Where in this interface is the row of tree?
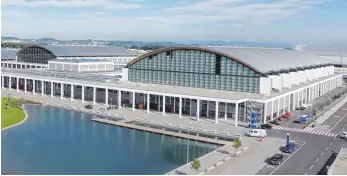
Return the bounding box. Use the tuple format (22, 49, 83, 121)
(1, 42, 29, 49)
(128, 45, 166, 51)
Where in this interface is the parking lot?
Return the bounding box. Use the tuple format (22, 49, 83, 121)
(255, 141, 305, 175)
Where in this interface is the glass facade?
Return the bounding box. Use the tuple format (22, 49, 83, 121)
(128, 49, 261, 93)
(17, 46, 56, 64)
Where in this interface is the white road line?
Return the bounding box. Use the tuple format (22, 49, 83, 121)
(329, 111, 347, 133)
(330, 142, 333, 145)
(305, 172, 308, 175)
(270, 142, 306, 175)
(325, 147, 328, 150)
(310, 165, 314, 170)
(333, 137, 336, 141)
(316, 158, 320, 163)
(321, 152, 324, 156)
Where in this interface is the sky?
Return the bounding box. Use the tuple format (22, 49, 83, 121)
(1, 0, 347, 45)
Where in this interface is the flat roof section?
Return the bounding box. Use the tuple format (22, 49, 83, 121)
(1, 49, 18, 60)
(51, 59, 111, 63)
(1, 69, 340, 102)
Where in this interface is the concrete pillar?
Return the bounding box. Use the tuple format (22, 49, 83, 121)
(179, 97, 182, 118)
(71, 85, 74, 101)
(196, 99, 200, 121)
(9, 77, 11, 91)
(301, 90, 304, 104)
(132, 92, 135, 111)
(16, 77, 19, 92)
(118, 90, 121, 109)
(158, 96, 160, 111)
(50, 82, 53, 97)
(207, 101, 209, 117)
(271, 100, 274, 120)
(163, 95, 166, 116)
(215, 101, 219, 124)
(277, 97, 280, 118)
(283, 95, 286, 111)
(173, 97, 176, 113)
(235, 103, 239, 126)
(224, 103, 227, 120)
(147, 93, 150, 113)
(1, 76, 4, 89)
(60, 83, 63, 99)
(41, 81, 44, 96)
(105, 89, 108, 105)
(263, 102, 267, 124)
(33, 80, 36, 94)
(25, 79, 27, 93)
(82, 86, 85, 103)
(189, 99, 192, 115)
(93, 87, 96, 104)
(292, 92, 296, 110)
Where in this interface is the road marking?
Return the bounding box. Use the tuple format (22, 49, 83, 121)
(310, 165, 314, 170)
(325, 147, 328, 150)
(269, 142, 306, 175)
(305, 172, 308, 175)
(330, 142, 333, 145)
(329, 112, 347, 133)
(321, 152, 324, 156)
(334, 115, 341, 118)
(316, 158, 320, 162)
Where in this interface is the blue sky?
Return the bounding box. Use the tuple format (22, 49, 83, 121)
(1, 0, 347, 45)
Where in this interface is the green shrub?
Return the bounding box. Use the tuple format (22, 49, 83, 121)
(233, 138, 242, 148)
(192, 158, 201, 170)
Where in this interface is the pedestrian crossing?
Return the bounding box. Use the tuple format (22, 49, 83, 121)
(312, 125, 331, 133)
(272, 126, 338, 137)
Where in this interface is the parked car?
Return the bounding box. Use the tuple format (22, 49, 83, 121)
(339, 132, 347, 139)
(268, 153, 284, 165)
(270, 120, 281, 125)
(246, 129, 267, 138)
(296, 103, 312, 110)
(85, 104, 93, 109)
(260, 124, 272, 129)
(284, 142, 296, 153)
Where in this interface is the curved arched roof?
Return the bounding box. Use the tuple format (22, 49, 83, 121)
(127, 46, 331, 74)
(17, 45, 136, 57)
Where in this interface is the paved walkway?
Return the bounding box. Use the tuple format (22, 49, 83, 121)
(333, 148, 347, 175)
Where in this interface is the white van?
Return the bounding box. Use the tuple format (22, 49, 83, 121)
(246, 129, 267, 138)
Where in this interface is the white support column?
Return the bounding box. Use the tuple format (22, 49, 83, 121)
(301, 90, 304, 104)
(16, 77, 19, 92)
(235, 103, 239, 127)
(283, 95, 286, 111)
(271, 100, 274, 120)
(158, 96, 160, 111)
(50, 82, 53, 97)
(189, 99, 192, 115)
(277, 97, 280, 118)
(71, 85, 74, 101)
(215, 101, 219, 124)
(132, 92, 135, 111)
(263, 102, 267, 124)
(25, 79, 27, 93)
(147, 93, 150, 113)
(82, 86, 85, 103)
(207, 101, 209, 117)
(196, 99, 200, 121)
(41, 81, 44, 96)
(173, 97, 176, 113)
(292, 92, 296, 110)
(179, 97, 182, 118)
(224, 103, 227, 120)
(1, 76, 4, 89)
(60, 83, 63, 99)
(9, 77, 11, 91)
(163, 95, 166, 116)
(93, 87, 96, 104)
(33, 80, 36, 94)
(118, 90, 121, 109)
(105, 89, 108, 105)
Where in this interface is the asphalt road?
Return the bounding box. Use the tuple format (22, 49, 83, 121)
(256, 101, 347, 175)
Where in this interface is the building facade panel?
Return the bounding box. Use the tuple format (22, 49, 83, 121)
(17, 46, 56, 64)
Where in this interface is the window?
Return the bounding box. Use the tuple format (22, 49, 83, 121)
(215, 55, 221, 75)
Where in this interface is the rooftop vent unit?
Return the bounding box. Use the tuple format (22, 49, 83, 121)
(272, 88, 281, 92)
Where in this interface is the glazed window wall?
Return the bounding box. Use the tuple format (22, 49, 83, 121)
(128, 50, 260, 93)
(17, 47, 56, 64)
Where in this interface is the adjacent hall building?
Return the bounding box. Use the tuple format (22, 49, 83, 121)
(1, 46, 344, 127)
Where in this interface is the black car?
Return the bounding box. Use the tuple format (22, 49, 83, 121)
(268, 153, 284, 165)
(85, 104, 93, 109)
(270, 120, 281, 125)
(260, 124, 272, 129)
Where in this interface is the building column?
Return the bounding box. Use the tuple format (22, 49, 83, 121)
(283, 95, 286, 111)
(93, 87, 96, 104)
(132, 92, 135, 111)
(33, 80, 36, 94)
(189, 99, 192, 115)
(207, 101, 209, 117)
(16, 77, 19, 92)
(105, 88, 108, 105)
(224, 103, 227, 120)
(179, 97, 182, 118)
(1, 76, 4, 89)
(277, 97, 280, 118)
(173, 97, 176, 113)
(147, 93, 150, 113)
(301, 90, 304, 104)
(50, 82, 53, 97)
(118, 90, 121, 109)
(215, 101, 219, 124)
(9, 77, 11, 91)
(196, 99, 200, 121)
(41, 81, 44, 96)
(81, 86, 85, 103)
(158, 96, 160, 111)
(263, 102, 268, 124)
(25, 79, 27, 93)
(292, 92, 296, 110)
(163, 95, 166, 116)
(60, 83, 63, 99)
(71, 85, 74, 101)
(271, 100, 274, 120)
(235, 103, 239, 126)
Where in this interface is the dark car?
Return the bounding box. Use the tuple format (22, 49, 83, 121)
(270, 120, 281, 125)
(260, 124, 272, 129)
(284, 142, 296, 153)
(85, 104, 93, 109)
(268, 153, 284, 165)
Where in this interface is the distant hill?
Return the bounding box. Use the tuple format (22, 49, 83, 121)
(2, 37, 19, 40)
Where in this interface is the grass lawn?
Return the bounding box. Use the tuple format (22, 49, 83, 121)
(1, 97, 27, 129)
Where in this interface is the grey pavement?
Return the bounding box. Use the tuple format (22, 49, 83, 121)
(333, 147, 347, 175)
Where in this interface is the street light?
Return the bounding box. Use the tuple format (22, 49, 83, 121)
(186, 121, 192, 174)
